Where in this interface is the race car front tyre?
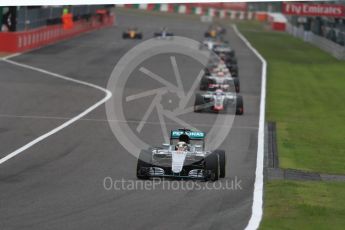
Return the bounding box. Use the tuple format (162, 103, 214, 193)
(205, 153, 219, 181)
(137, 33, 143, 39)
(236, 96, 244, 115)
(194, 93, 205, 112)
(215, 150, 226, 178)
(122, 33, 128, 39)
(136, 150, 152, 179)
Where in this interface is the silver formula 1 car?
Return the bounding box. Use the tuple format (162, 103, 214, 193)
(194, 90, 244, 115)
(136, 129, 226, 181)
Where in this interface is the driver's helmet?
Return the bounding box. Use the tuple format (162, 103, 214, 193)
(179, 133, 190, 144)
(175, 141, 188, 151)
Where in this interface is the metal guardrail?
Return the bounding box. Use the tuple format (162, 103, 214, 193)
(287, 23, 345, 60)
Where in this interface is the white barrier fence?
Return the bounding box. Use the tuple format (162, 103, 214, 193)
(286, 23, 345, 60)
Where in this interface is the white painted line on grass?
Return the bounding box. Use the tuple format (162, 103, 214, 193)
(232, 25, 267, 230)
(0, 55, 112, 165)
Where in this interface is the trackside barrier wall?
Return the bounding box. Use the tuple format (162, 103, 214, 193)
(119, 4, 255, 20)
(0, 15, 114, 52)
(286, 23, 345, 60)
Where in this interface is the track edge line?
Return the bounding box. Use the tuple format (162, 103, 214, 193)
(232, 24, 267, 230)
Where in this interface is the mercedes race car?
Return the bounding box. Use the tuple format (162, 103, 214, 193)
(153, 27, 174, 39)
(137, 129, 226, 181)
(194, 89, 244, 115)
(122, 28, 143, 39)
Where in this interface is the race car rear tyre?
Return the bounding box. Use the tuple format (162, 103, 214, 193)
(136, 150, 152, 180)
(137, 33, 143, 39)
(236, 96, 244, 115)
(194, 93, 205, 112)
(205, 153, 219, 181)
(215, 150, 226, 178)
(122, 33, 127, 39)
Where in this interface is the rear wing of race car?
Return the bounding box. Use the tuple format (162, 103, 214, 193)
(170, 129, 205, 139)
(170, 129, 206, 149)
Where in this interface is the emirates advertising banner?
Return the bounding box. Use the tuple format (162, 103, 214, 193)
(282, 2, 345, 18)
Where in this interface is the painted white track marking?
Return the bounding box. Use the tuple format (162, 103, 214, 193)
(232, 25, 267, 230)
(0, 54, 112, 165)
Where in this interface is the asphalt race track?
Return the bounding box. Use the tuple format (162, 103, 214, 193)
(0, 10, 262, 230)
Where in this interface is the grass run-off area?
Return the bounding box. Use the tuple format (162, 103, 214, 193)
(237, 21, 345, 230)
(237, 21, 345, 174)
(260, 181, 345, 230)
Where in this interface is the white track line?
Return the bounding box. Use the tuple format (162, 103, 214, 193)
(0, 55, 112, 165)
(232, 25, 267, 230)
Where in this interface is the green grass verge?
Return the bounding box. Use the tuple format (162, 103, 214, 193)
(260, 180, 345, 230)
(237, 21, 345, 174)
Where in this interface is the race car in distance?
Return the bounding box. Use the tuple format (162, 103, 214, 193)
(194, 89, 244, 115)
(200, 72, 240, 93)
(204, 25, 226, 38)
(213, 43, 236, 59)
(207, 53, 239, 78)
(200, 38, 225, 50)
(122, 27, 143, 39)
(137, 129, 226, 181)
(153, 27, 174, 39)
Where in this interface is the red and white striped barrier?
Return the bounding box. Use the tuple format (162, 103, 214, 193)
(121, 4, 255, 20)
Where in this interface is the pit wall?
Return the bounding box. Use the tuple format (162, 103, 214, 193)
(119, 4, 256, 20)
(0, 14, 114, 53)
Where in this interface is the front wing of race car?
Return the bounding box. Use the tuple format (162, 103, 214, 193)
(137, 165, 213, 180)
(137, 150, 223, 181)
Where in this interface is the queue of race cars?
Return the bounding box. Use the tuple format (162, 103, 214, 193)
(194, 25, 244, 115)
(122, 27, 174, 39)
(129, 25, 244, 181)
(122, 25, 244, 115)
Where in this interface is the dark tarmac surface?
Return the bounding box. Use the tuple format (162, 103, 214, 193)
(0, 10, 262, 230)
